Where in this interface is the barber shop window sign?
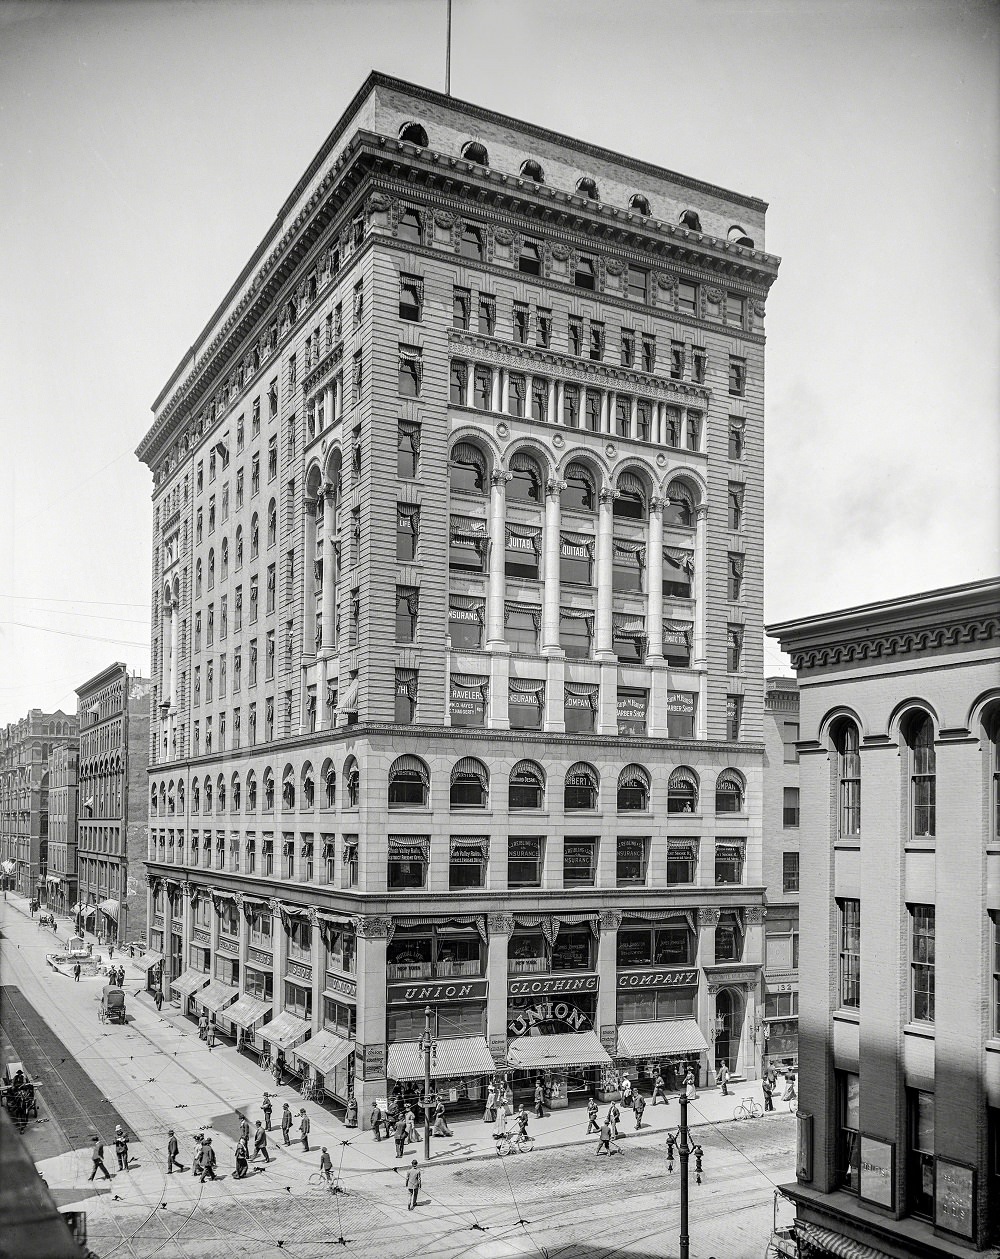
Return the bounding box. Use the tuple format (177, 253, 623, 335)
(507, 999, 593, 1037)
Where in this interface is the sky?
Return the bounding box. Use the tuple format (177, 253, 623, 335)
(0, 0, 997, 726)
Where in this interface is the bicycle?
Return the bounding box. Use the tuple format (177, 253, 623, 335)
(300, 1078, 321, 1102)
(494, 1130, 534, 1156)
(258, 1053, 273, 1075)
(308, 1171, 346, 1194)
(734, 1098, 763, 1121)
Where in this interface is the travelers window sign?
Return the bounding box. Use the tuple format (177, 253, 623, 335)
(450, 674, 487, 728)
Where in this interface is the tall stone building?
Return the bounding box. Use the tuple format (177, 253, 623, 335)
(769, 579, 999, 1256)
(137, 73, 779, 1119)
(47, 742, 79, 917)
(0, 710, 77, 901)
(75, 666, 151, 942)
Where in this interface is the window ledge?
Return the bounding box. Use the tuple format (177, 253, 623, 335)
(832, 1008, 860, 1024)
(986, 1038, 1000, 1055)
(903, 1022, 935, 1040)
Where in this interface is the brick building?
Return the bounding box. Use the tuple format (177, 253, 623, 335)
(136, 72, 779, 1119)
(75, 666, 151, 943)
(0, 709, 78, 901)
(762, 675, 800, 1073)
(47, 742, 79, 917)
(769, 578, 1000, 1256)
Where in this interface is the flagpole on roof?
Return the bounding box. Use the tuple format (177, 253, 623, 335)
(445, 0, 452, 96)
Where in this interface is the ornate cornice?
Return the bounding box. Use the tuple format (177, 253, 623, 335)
(355, 914, 392, 939)
(785, 614, 999, 672)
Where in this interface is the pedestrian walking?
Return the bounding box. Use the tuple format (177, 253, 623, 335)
(586, 1097, 600, 1135)
(504, 1082, 514, 1115)
(782, 1072, 797, 1105)
(108, 943, 115, 961)
(262, 1093, 273, 1131)
(633, 1092, 646, 1130)
(166, 1129, 184, 1173)
(405, 1159, 421, 1210)
(88, 1136, 113, 1180)
(238, 1113, 250, 1146)
(431, 1099, 452, 1138)
(252, 1120, 271, 1162)
(154, 986, 163, 1011)
(198, 1011, 209, 1041)
(595, 1120, 619, 1156)
(621, 1076, 633, 1109)
(514, 1105, 530, 1148)
(484, 1082, 497, 1124)
(652, 1072, 668, 1105)
(199, 1137, 218, 1182)
(345, 1094, 358, 1128)
(762, 1074, 775, 1112)
(718, 1063, 731, 1096)
(129, 943, 136, 959)
(533, 1080, 546, 1119)
(114, 1125, 130, 1170)
(73, 962, 81, 982)
(404, 1104, 416, 1145)
(234, 1137, 249, 1179)
(393, 1112, 407, 1158)
(606, 1102, 620, 1141)
(281, 1103, 293, 1145)
(299, 1108, 311, 1152)
(206, 1017, 216, 1050)
(369, 1100, 384, 1140)
(493, 1102, 508, 1139)
(319, 1147, 333, 1183)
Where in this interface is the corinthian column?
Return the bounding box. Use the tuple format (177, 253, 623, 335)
(487, 470, 511, 650)
(694, 503, 708, 668)
(542, 478, 565, 655)
(646, 497, 665, 662)
(321, 482, 336, 652)
(595, 488, 617, 659)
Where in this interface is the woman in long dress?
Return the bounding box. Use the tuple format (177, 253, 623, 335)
(431, 1099, 452, 1138)
(683, 1068, 698, 1101)
(484, 1082, 497, 1123)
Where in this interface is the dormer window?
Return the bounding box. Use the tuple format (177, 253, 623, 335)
(576, 177, 599, 201)
(462, 140, 489, 166)
(520, 159, 544, 183)
(399, 121, 428, 147)
(629, 194, 651, 216)
(679, 209, 702, 231)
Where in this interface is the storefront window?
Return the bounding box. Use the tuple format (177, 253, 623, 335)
(552, 928, 593, 972)
(387, 1002, 485, 1042)
(214, 956, 239, 985)
(509, 930, 546, 974)
(322, 997, 356, 1038)
(283, 981, 312, 1020)
(907, 1090, 935, 1218)
(617, 988, 696, 1023)
(243, 967, 273, 1002)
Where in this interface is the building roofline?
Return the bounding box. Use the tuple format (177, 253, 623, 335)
(75, 661, 128, 699)
(150, 68, 770, 415)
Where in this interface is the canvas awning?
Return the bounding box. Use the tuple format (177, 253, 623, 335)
(197, 980, 239, 1014)
(507, 1031, 611, 1070)
(139, 951, 164, 970)
(295, 1029, 354, 1076)
(98, 898, 119, 919)
(170, 969, 211, 998)
(260, 1009, 311, 1051)
(225, 994, 272, 1029)
(81, 905, 97, 920)
(45, 874, 60, 885)
(615, 1019, 709, 1060)
(387, 1036, 496, 1082)
(1, 860, 15, 874)
(796, 1222, 895, 1259)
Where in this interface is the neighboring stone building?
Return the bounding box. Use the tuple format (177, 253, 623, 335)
(47, 742, 79, 917)
(769, 578, 1000, 1256)
(761, 675, 800, 1074)
(0, 709, 77, 901)
(75, 666, 151, 942)
(136, 72, 779, 1120)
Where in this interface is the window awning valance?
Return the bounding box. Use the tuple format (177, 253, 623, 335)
(505, 524, 541, 553)
(668, 767, 699, 789)
(510, 451, 540, 474)
(662, 620, 693, 644)
(613, 613, 647, 639)
(450, 836, 489, 863)
(560, 532, 594, 559)
(668, 842, 699, 860)
(617, 470, 645, 499)
(716, 844, 745, 861)
(622, 909, 698, 934)
(449, 595, 485, 621)
(505, 602, 541, 627)
(451, 673, 488, 693)
(337, 678, 359, 714)
(389, 754, 427, 782)
(509, 677, 545, 695)
(618, 764, 650, 788)
(451, 757, 488, 787)
(388, 835, 430, 861)
(613, 539, 645, 564)
(451, 442, 487, 479)
(564, 681, 599, 710)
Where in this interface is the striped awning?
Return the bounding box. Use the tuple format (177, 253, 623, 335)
(295, 1029, 354, 1075)
(796, 1223, 895, 1259)
(507, 1032, 611, 1070)
(225, 994, 272, 1029)
(170, 969, 211, 998)
(387, 1036, 495, 1082)
(98, 898, 119, 919)
(1, 860, 15, 874)
(616, 1019, 708, 1060)
(261, 1009, 311, 1051)
(197, 981, 239, 1014)
(139, 951, 164, 970)
(45, 874, 61, 885)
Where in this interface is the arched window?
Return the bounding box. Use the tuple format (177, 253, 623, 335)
(203, 775, 213, 813)
(207, 548, 215, 588)
(904, 711, 935, 837)
(520, 159, 544, 182)
(191, 779, 200, 812)
(235, 525, 243, 570)
(728, 225, 755, 247)
(150, 783, 158, 813)
(576, 177, 599, 201)
(250, 513, 260, 558)
(715, 770, 745, 814)
(679, 209, 702, 231)
(565, 762, 599, 811)
(663, 480, 695, 528)
(629, 194, 651, 216)
(510, 760, 544, 810)
(833, 720, 861, 836)
(216, 774, 226, 812)
(282, 764, 296, 809)
(450, 442, 487, 495)
(462, 140, 489, 166)
(177, 780, 185, 812)
(388, 754, 429, 808)
(508, 452, 542, 504)
(246, 770, 257, 812)
(460, 225, 484, 261)
(263, 768, 275, 811)
(195, 559, 202, 597)
(450, 757, 489, 808)
(397, 208, 422, 245)
(988, 708, 1000, 840)
(267, 500, 277, 547)
(399, 121, 428, 147)
(344, 756, 359, 809)
(563, 462, 596, 512)
(667, 767, 699, 813)
(614, 470, 646, 520)
(617, 764, 650, 812)
(295, 761, 311, 809)
(321, 759, 336, 809)
(221, 536, 229, 580)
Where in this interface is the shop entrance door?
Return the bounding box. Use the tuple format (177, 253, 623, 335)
(715, 987, 743, 1073)
(170, 932, 183, 982)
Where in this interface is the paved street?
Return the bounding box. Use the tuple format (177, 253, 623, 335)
(1, 894, 794, 1258)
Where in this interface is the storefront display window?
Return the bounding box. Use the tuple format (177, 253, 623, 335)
(616, 925, 696, 968)
(387, 926, 483, 980)
(509, 930, 546, 974)
(244, 967, 273, 1002)
(616, 988, 696, 1023)
(284, 980, 312, 1020)
(322, 997, 356, 1039)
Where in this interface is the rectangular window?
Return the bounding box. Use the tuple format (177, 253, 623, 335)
(399, 275, 422, 322)
(627, 267, 648, 303)
(667, 690, 697, 738)
(506, 607, 540, 654)
(994, 912, 1000, 1036)
(782, 851, 799, 893)
(662, 549, 693, 598)
(729, 356, 746, 396)
(667, 842, 697, 885)
(907, 1090, 935, 1218)
(782, 721, 800, 763)
(530, 376, 548, 423)
(450, 360, 468, 405)
(612, 541, 644, 594)
(727, 624, 743, 672)
(536, 308, 551, 348)
(839, 898, 860, 1008)
(728, 553, 744, 601)
(590, 321, 605, 360)
(670, 340, 685, 379)
(715, 842, 745, 885)
(728, 482, 745, 531)
(678, 280, 698, 314)
(636, 400, 652, 442)
(563, 838, 597, 887)
(615, 397, 631, 438)
(568, 316, 583, 356)
(398, 347, 421, 397)
(560, 534, 593, 586)
(452, 287, 470, 330)
(448, 837, 487, 890)
(620, 328, 635, 368)
(505, 529, 539, 579)
(560, 611, 593, 659)
(448, 599, 484, 651)
(395, 587, 417, 643)
(508, 837, 543, 888)
(613, 616, 646, 665)
(564, 683, 597, 734)
(910, 904, 935, 1022)
(563, 384, 580, 428)
(617, 687, 648, 737)
(837, 1072, 861, 1192)
(508, 682, 543, 730)
(726, 694, 743, 741)
(641, 335, 656, 373)
(513, 303, 529, 344)
(397, 421, 420, 479)
(396, 504, 418, 562)
(394, 669, 417, 724)
(692, 346, 707, 383)
(450, 676, 486, 728)
(616, 836, 648, 887)
(478, 294, 495, 336)
(585, 390, 601, 432)
(727, 292, 745, 326)
(387, 837, 428, 890)
(783, 787, 800, 828)
(729, 419, 745, 460)
(474, 365, 492, 410)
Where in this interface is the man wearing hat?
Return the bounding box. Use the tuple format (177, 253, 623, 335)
(199, 1136, 218, 1182)
(114, 1124, 130, 1171)
(298, 1108, 311, 1153)
(88, 1135, 113, 1181)
(166, 1128, 184, 1173)
(280, 1102, 293, 1146)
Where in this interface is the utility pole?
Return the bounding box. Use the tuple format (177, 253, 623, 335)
(117, 666, 129, 946)
(420, 1004, 435, 1162)
(665, 1092, 704, 1259)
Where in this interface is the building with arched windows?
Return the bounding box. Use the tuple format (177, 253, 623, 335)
(769, 577, 1000, 1257)
(136, 72, 779, 1124)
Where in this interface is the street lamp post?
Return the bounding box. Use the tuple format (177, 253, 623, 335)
(666, 1093, 705, 1259)
(418, 1005, 436, 1163)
